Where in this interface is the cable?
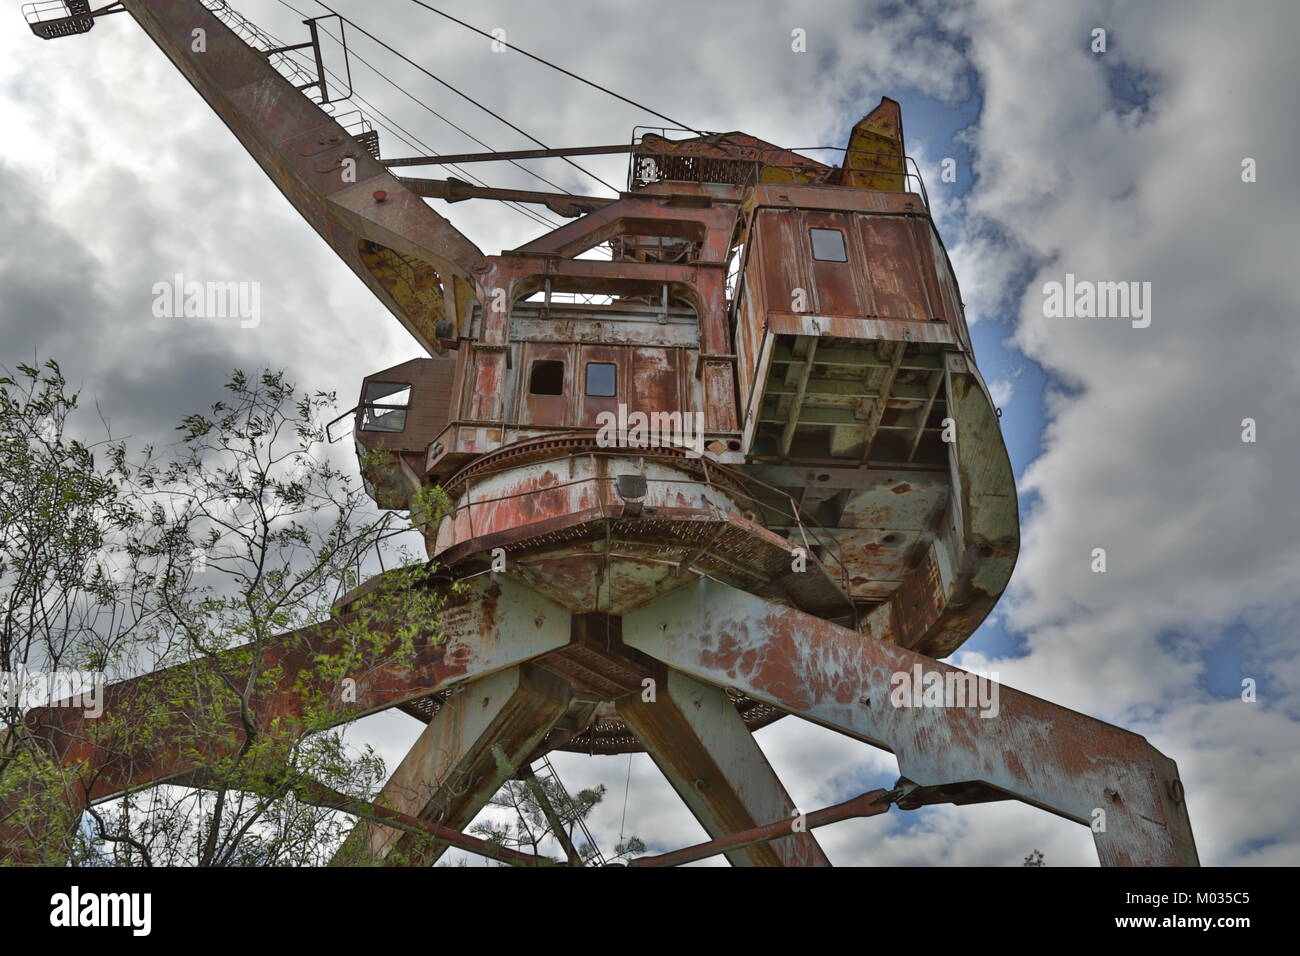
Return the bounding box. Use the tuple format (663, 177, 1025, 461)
(619, 752, 632, 841)
(274, 3, 617, 256)
(270, 0, 569, 232)
(404, 0, 707, 138)
(309, 0, 620, 194)
(279, 0, 573, 196)
(398, 8, 772, 167)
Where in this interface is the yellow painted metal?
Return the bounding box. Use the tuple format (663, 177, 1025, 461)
(757, 164, 821, 185)
(359, 241, 449, 341)
(842, 97, 907, 191)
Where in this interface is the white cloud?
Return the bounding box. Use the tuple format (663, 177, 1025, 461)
(946, 0, 1300, 864)
(6, 0, 1297, 866)
(987, 377, 1015, 408)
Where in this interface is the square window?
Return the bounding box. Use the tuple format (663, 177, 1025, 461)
(364, 381, 411, 405)
(360, 381, 410, 433)
(585, 362, 617, 397)
(810, 228, 848, 262)
(529, 360, 565, 395)
(361, 408, 407, 432)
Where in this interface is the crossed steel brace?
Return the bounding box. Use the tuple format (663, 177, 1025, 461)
(0, 575, 1197, 866)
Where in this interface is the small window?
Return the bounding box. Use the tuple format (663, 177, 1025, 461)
(810, 228, 848, 262)
(529, 360, 565, 395)
(360, 381, 411, 433)
(585, 362, 617, 397)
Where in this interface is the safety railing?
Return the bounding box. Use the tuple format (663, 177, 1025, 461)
(202, 1, 355, 106)
(628, 126, 929, 208)
(23, 0, 121, 39)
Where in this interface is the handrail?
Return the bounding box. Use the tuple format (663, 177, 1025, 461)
(627, 127, 929, 208)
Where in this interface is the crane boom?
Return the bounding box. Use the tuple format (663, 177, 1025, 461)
(117, 0, 487, 353)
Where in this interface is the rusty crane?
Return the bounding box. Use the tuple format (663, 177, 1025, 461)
(6, 0, 1197, 866)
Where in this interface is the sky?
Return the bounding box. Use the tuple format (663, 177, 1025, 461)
(2, 0, 1298, 866)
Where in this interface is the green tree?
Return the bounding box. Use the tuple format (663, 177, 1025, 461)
(1, 362, 441, 866)
(470, 769, 644, 866)
(1, 362, 643, 868)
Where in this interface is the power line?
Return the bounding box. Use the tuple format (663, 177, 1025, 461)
(404, 0, 707, 138)
(399, 3, 778, 187)
(398, 6, 777, 177)
(309, 0, 620, 194)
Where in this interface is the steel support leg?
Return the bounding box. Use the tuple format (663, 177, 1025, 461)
(623, 578, 1198, 866)
(617, 666, 831, 867)
(332, 665, 572, 866)
(1, 576, 569, 863)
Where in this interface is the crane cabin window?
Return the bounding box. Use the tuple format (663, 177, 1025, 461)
(529, 360, 565, 395)
(360, 381, 411, 432)
(810, 227, 848, 262)
(585, 362, 617, 397)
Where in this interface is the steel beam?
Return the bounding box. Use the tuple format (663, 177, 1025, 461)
(622, 578, 1198, 866)
(382, 144, 634, 168)
(396, 177, 613, 217)
(298, 778, 551, 867)
(520, 765, 582, 865)
(0, 576, 569, 862)
(118, 0, 487, 351)
(34, 576, 568, 803)
(509, 196, 737, 264)
(630, 788, 892, 867)
(332, 665, 572, 866)
(617, 666, 831, 867)
(778, 336, 817, 457)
